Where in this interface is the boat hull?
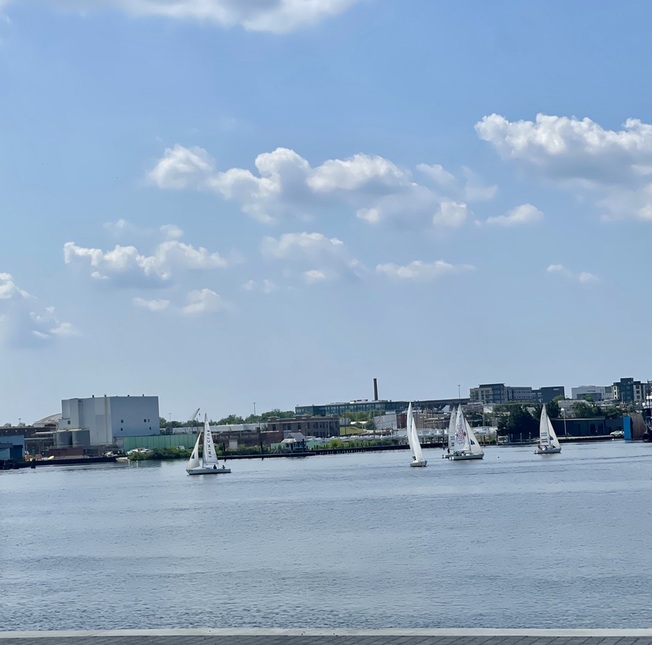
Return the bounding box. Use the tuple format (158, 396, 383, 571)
(535, 447, 561, 455)
(186, 466, 232, 475)
(410, 460, 427, 467)
(444, 452, 484, 461)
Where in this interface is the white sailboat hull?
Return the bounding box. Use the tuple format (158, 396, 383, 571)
(409, 459, 427, 467)
(186, 465, 231, 475)
(534, 446, 561, 455)
(444, 452, 484, 461)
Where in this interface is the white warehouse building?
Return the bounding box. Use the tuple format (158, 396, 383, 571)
(56, 395, 160, 449)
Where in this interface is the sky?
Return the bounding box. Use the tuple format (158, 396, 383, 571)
(2, 0, 652, 424)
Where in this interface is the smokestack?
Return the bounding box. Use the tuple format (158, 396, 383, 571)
(373, 378, 379, 401)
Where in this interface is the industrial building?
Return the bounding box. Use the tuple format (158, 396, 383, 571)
(56, 395, 160, 451)
(0, 429, 24, 462)
(469, 383, 564, 405)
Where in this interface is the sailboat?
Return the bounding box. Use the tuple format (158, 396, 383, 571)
(444, 406, 484, 461)
(406, 402, 427, 467)
(535, 405, 561, 455)
(186, 414, 232, 475)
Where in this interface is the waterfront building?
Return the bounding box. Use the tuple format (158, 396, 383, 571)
(0, 429, 24, 462)
(266, 415, 340, 438)
(56, 395, 160, 450)
(296, 398, 467, 417)
(470, 383, 509, 404)
(469, 383, 565, 405)
(534, 386, 565, 403)
(470, 383, 564, 404)
(571, 385, 611, 402)
(611, 377, 649, 403)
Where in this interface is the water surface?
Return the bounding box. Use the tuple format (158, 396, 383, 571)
(2, 441, 651, 630)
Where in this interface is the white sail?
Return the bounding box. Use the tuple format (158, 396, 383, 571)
(201, 415, 220, 467)
(548, 418, 561, 449)
(539, 406, 551, 447)
(410, 415, 425, 462)
(187, 432, 201, 470)
(453, 407, 469, 452)
(464, 417, 484, 456)
(536, 405, 561, 453)
(447, 406, 457, 451)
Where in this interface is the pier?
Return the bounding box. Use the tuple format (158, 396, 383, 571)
(2, 629, 652, 645)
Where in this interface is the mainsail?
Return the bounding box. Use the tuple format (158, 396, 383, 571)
(201, 415, 220, 467)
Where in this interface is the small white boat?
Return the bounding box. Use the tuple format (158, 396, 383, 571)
(535, 405, 561, 455)
(406, 402, 427, 467)
(444, 406, 484, 461)
(186, 415, 232, 475)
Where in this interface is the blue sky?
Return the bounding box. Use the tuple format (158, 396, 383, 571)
(2, 0, 652, 424)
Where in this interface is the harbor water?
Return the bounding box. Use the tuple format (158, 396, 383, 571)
(2, 441, 652, 630)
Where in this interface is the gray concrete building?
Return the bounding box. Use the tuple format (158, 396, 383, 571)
(56, 395, 160, 449)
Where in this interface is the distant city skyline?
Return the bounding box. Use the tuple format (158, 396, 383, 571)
(2, 1, 652, 424)
(8, 373, 650, 426)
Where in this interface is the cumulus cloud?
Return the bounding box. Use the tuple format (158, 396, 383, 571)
(261, 231, 364, 283)
(149, 145, 488, 229)
(476, 113, 652, 221)
(418, 164, 497, 203)
(147, 145, 215, 190)
(133, 297, 171, 312)
(432, 201, 470, 228)
(133, 290, 231, 315)
(484, 203, 544, 227)
(376, 260, 475, 282)
(13, 0, 360, 33)
(308, 154, 408, 193)
(181, 288, 229, 315)
(547, 264, 598, 284)
(0, 273, 77, 346)
(64, 239, 228, 287)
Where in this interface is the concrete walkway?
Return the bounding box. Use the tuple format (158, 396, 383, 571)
(3, 630, 652, 645)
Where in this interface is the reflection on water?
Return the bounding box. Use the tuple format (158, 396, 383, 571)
(2, 441, 652, 630)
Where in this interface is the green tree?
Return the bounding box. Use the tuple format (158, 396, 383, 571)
(571, 401, 601, 418)
(217, 414, 245, 425)
(497, 405, 538, 440)
(546, 399, 561, 419)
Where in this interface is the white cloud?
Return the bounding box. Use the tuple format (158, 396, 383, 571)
(242, 279, 279, 294)
(308, 154, 408, 193)
(261, 232, 364, 283)
(376, 260, 475, 282)
(484, 203, 544, 227)
(303, 269, 327, 284)
(547, 264, 599, 284)
(148, 145, 493, 229)
(0, 272, 28, 300)
(208, 148, 312, 224)
(133, 297, 171, 312)
(181, 288, 228, 315)
(418, 164, 497, 203)
(103, 219, 133, 236)
(147, 144, 215, 190)
(160, 224, 184, 239)
(432, 201, 470, 228)
(64, 239, 227, 287)
(0, 273, 77, 346)
(16, 0, 360, 33)
(476, 113, 652, 221)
